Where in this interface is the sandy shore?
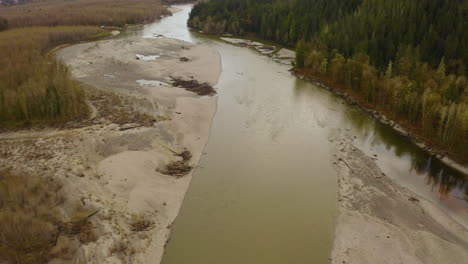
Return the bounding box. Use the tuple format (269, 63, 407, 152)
(330, 131, 468, 264)
(293, 71, 468, 174)
(0, 36, 220, 263)
(220, 37, 295, 65)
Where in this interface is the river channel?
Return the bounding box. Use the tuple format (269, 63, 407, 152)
(125, 4, 467, 264)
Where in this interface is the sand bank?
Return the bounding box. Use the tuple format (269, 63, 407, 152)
(0, 36, 220, 264)
(330, 131, 468, 264)
(220, 36, 294, 65)
(59, 37, 221, 263)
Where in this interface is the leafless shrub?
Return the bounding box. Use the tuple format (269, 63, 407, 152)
(130, 214, 155, 232)
(0, 171, 63, 263)
(110, 240, 128, 254)
(157, 148, 193, 178)
(0, 170, 99, 264)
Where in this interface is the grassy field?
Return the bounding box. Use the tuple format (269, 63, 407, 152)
(0, 0, 168, 28)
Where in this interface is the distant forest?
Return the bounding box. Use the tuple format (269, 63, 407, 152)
(189, 0, 468, 161)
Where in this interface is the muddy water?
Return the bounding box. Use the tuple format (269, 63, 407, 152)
(130, 4, 467, 263)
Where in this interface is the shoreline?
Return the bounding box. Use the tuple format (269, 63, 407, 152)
(195, 33, 468, 175)
(330, 131, 468, 264)
(293, 70, 468, 176)
(57, 36, 222, 263)
(196, 34, 468, 263)
(0, 34, 221, 263)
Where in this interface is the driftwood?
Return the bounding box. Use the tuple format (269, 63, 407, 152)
(176, 149, 192, 161)
(338, 158, 354, 173)
(159, 143, 178, 155)
(157, 148, 193, 178)
(57, 209, 100, 238)
(119, 124, 143, 131)
(130, 217, 155, 232)
(158, 161, 192, 177)
(170, 76, 216, 96)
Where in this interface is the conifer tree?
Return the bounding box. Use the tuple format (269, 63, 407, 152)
(435, 57, 446, 84)
(296, 40, 305, 68)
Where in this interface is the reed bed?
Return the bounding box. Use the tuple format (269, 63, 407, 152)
(0, 0, 168, 28)
(0, 26, 107, 126)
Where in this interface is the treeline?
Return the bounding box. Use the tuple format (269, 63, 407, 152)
(0, 27, 107, 126)
(297, 43, 467, 158)
(189, 0, 467, 160)
(189, 0, 466, 71)
(0, 0, 168, 28)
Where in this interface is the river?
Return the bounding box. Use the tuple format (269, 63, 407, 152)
(125, 4, 467, 264)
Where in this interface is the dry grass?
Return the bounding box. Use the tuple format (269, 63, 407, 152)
(156, 149, 193, 177)
(110, 240, 128, 254)
(85, 87, 160, 127)
(0, 170, 98, 264)
(0, 170, 63, 263)
(0, 26, 108, 127)
(0, 0, 169, 28)
(0, 0, 169, 128)
(109, 239, 137, 264)
(129, 214, 155, 232)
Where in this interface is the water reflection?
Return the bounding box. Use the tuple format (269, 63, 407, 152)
(292, 73, 466, 209)
(142, 6, 195, 43)
(292, 75, 467, 209)
(340, 104, 467, 209)
(411, 156, 467, 200)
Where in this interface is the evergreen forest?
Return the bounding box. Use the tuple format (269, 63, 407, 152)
(189, 0, 468, 160)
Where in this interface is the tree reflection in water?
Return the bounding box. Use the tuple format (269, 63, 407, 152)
(341, 102, 467, 205)
(411, 156, 467, 201)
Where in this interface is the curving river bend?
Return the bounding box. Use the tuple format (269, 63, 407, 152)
(125, 4, 467, 264)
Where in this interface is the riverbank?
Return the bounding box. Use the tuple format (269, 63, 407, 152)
(213, 35, 468, 174)
(202, 34, 468, 175)
(0, 35, 221, 263)
(330, 131, 468, 264)
(294, 70, 468, 176)
(213, 35, 468, 263)
(62, 36, 221, 263)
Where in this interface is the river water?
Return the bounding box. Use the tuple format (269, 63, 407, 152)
(126, 4, 467, 264)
